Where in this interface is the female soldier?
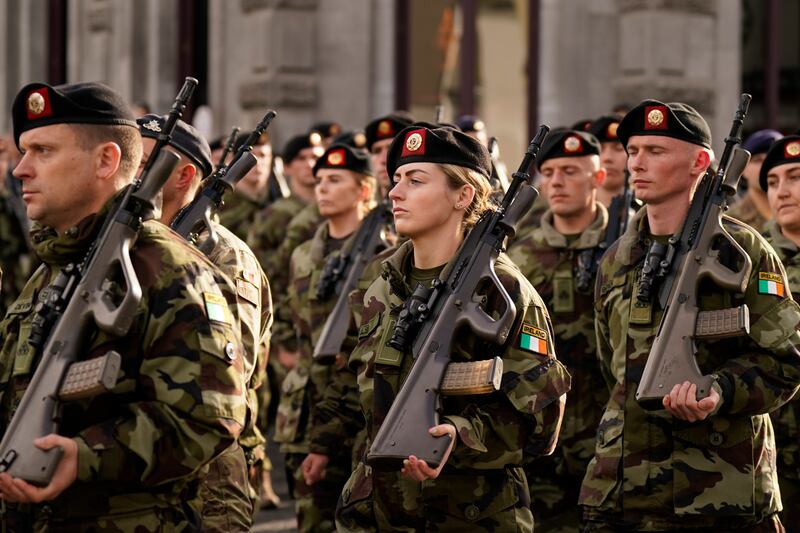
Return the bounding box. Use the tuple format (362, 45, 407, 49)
(275, 143, 379, 532)
(333, 124, 571, 531)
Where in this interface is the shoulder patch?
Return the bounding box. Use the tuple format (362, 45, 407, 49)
(519, 324, 548, 355)
(204, 292, 231, 324)
(758, 271, 785, 297)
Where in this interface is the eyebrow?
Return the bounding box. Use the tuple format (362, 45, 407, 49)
(401, 169, 430, 178)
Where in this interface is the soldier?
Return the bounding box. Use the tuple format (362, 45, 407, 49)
(580, 100, 800, 531)
(455, 114, 489, 146)
(332, 124, 570, 531)
(588, 116, 628, 208)
(137, 114, 272, 531)
(506, 129, 609, 532)
(760, 135, 800, 529)
(0, 81, 246, 530)
(311, 121, 344, 147)
(217, 129, 273, 240)
(275, 143, 377, 532)
(727, 129, 783, 232)
(364, 112, 414, 196)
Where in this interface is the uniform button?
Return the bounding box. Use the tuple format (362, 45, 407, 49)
(225, 342, 237, 361)
(709, 432, 724, 446)
(464, 504, 480, 521)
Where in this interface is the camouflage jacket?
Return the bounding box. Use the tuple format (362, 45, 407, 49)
(270, 202, 324, 350)
(727, 194, 769, 233)
(763, 220, 800, 482)
(0, 183, 37, 317)
(338, 239, 571, 530)
(217, 189, 265, 242)
(580, 207, 800, 530)
(507, 204, 610, 478)
(0, 204, 247, 524)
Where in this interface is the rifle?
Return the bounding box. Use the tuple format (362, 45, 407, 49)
(635, 94, 753, 409)
(488, 136, 511, 194)
(171, 110, 277, 253)
(366, 125, 550, 471)
(313, 201, 392, 364)
(575, 169, 640, 293)
(0, 78, 197, 486)
(217, 126, 240, 169)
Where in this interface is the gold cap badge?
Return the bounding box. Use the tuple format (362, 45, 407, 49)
(786, 141, 800, 158)
(353, 132, 367, 148)
(405, 132, 423, 152)
(607, 122, 618, 138)
(327, 151, 344, 165)
(309, 132, 322, 146)
(564, 136, 581, 153)
(377, 120, 393, 137)
(647, 109, 664, 127)
(27, 92, 45, 116)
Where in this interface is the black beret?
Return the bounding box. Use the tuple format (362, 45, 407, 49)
(282, 132, 323, 163)
(742, 129, 783, 155)
(313, 143, 373, 177)
(455, 114, 485, 133)
(759, 135, 800, 190)
(536, 129, 601, 170)
(138, 114, 213, 178)
(588, 115, 622, 144)
(311, 121, 343, 139)
(365, 112, 415, 150)
(12, 81, 137, 147)
(386, 122, 491, 179)
(330, 130, 368, 150)
(571, 118, 593, 132)
(233, 129, 272, 152)
(617, 99, 712, 150)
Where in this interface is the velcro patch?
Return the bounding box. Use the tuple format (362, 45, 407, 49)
(758, 272, 785, 297)
(236, 278, 260, 306)
(519, 324, 548, 355)
(204, 292, 230, 324)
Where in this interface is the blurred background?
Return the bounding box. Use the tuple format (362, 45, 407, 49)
(0, 0, 797, 157)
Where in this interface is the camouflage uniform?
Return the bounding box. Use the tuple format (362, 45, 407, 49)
(275, 222, 364, 532)
(727, 195, 769, 233)
(580, 207, 800, 531)
(0, 200, 247, 531)
(334, 240, 571, 532)
(763, 220, 800, 530)
(218, 188, 266, 242)
(0, 176, 37, 317)
(506, 205, 610, 531)
(191, 221, 273, 532)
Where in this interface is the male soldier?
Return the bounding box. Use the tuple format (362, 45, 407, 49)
(137, 114, 272, 530)
(217, 130, 273, 240)
(580, 100, 800, 531)
(760, 135, 800, 529)
(0, 82, 246, 530)
(588, 115, 628, 208)
(364, 112, 414, 196)
(728, 129, 783, 232)
(507, 129, 609, 532)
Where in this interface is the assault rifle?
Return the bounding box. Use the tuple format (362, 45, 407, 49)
(216, 126, 240, 169)
(635, 94, 753, 409)
(366, 125, 550, 471)
(0, 78, 197, 486)
(488, 136, 511, 195)
(313, 201, 392, 364)
(171, 110, 277, 253)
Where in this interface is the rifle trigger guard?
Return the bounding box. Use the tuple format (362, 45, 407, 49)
(89, 235, 143, 336)
(699, 223, 752, 293)
(456, 261, 517, 344)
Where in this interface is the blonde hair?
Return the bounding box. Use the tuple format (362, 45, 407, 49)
(356, 172, 378, 216)
(439, 163, 495, 229)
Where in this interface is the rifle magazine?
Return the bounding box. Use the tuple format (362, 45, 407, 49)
(59, 351, 122, 401)
(695, 305, 750, 339)
(441, 357, 503, 396)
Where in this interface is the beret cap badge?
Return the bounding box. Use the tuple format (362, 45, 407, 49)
(377, 120, 394, 137)
(142, 119, 162, 132)
(786, 141, 800, 158)
(27, 92, 46, 115)
(563, 136, 582, 153)
(327, 150, 345, 165)
(647, 109, 665, 127)
(607, 122, 618, 138)
(405, 132, 423, 152)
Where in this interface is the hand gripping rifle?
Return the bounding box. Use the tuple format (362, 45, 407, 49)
(366, 126, 550, 471)
(635, 94, 753, 409)
(0, 77, 197, 486)
(313, 200, 392, 365)
(171, 110, 277, 253)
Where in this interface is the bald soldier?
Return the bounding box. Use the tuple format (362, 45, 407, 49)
(760, 135, 800, 529)
(507, 129, 609, 532)
(0, 82, 246, 531)
(580, 100, 800, 531)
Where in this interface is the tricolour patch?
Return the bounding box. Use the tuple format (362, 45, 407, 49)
(758, 272, 785, 297)
(519, 324, 548, 355)
(204, 292, 230, 324)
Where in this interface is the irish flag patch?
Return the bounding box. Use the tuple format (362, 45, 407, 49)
(519, 324, 548, 355)
(758, 272, 785, 297)
(204, 292, 230, 324)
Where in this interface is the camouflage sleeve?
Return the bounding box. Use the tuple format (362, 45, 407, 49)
(308, 364, 364, 456)
(593, 265, 618, 392)
(74, 264, 246, 486)
(713, 236, 800, 416)
(442, 295, 571, 469)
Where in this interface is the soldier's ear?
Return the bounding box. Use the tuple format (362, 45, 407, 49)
(94, 141, 122, 183)
(594, 167, 607, 188)
(175, 163, 198, 190)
